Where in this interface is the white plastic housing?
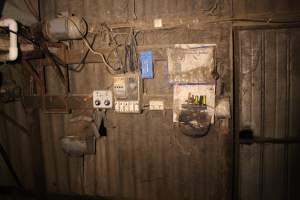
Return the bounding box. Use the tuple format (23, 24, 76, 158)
(43, 16, 87, 42)
(0, 18, 18, 61)
(149, 100, 164, 110)
(93, 90, 113, 109)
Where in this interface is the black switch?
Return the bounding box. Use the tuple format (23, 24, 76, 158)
(104, 99, 110, 106)
(95, 100, 101, 106)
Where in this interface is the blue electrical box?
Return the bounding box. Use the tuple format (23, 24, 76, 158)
(140, 51, 153, 79)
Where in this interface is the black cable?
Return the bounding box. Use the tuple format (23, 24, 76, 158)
(123, 28, 139, 72)
(69, 34, 97, 72)
(0, 143, 24, 189)
(63, 16, 122, 74)
(178, 111, 212, 138)
(0, 27, 18, 36)
(0, 22, 95, 74)
(99, 23, 125, 71)
(0, 26, 39, 46)
(179, 122, 211, 138)
(124, 45, 130, 72)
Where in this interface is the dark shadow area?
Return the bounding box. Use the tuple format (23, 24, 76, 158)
(99, 119, 107, 137)
(0, 187, 112, 200)
(0, 0, 5, 17)
(0, 71, 3, 87)
(0, 143, 24, 189)
(239, 128, 254, 140)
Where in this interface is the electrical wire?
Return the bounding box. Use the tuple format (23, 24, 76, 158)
(69, 35, 97, 72)
(99, 23, 125, 69)
(81, 36, 121, 74)
(198, 0, 221, 16)
(131, 17, 300, 32)
(59, 15, 123, 74)
(0, 26, 39, 46)
(133, 0, 137, 19)
(0, 20, 94, 76)
(124, 28, 139, 72)
(84, 24, 140, 73)
(0, 143, 25, 189)
(179, 122, 211, 138)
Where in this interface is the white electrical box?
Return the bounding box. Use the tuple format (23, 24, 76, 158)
(93, 90, 113, 109)
(149, 100, 164, 110)
(113, 73, 141, 113)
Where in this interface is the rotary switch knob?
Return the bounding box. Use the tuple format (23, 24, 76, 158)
(104, 99, 110, 106)
(95, 100, 101, 106)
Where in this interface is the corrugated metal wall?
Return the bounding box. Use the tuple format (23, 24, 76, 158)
(235, 28, 300, 200)
(0, 64, 35, 190)
(37, 0, 233, 199)
(0, 0, 38, 189)
(0, 101, 34, 189)
(233, 0, 300, 17)
(42, 0, 231, 22)
(1, 0, 300, 200)
(40, 37, 232, 200)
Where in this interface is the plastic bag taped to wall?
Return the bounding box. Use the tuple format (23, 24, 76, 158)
(167, 44, 216, 84)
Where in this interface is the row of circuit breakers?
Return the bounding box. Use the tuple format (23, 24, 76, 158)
(93, 73, 143, 113)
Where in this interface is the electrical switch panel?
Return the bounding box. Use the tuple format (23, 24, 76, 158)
(113, 73, 141, 113)
(93, 90, 113, 109)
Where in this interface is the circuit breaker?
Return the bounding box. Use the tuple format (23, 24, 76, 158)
(93, 90, 113, 109)
(113, 73, 141, 113)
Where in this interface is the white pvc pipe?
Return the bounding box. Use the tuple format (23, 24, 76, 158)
(0, 18, 18, 61)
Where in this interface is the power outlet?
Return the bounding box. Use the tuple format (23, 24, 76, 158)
(93, 90, 113, 109)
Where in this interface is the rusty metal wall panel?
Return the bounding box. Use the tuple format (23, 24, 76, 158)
(39, 59, 232, 199)
(42, 0, 232, 23)
(236, 28, 300, 200)
(0, 0, 232, 199)
(0, 102, 35, 190)
(37, 1, 233, 197)
(0, 64, 36, 190)
(233, 0, 300, 17)
(38, 108, 232, 199)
